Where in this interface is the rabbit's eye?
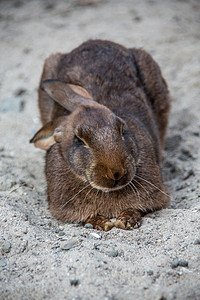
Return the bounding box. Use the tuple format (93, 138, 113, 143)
(74, 135, 86, 146)
(120, 124, 126, 136)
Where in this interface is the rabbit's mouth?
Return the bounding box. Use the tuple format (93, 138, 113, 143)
(86, 170, 135, 193)
(90, 179, 133, 193)
(85, 160, 136, 192)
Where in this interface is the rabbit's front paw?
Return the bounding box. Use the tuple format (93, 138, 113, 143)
(114, 209, 142, 230)
(85, 215, 114, 231)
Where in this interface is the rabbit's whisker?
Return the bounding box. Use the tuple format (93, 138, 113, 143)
(129, 182, 145, 211)
(61, 183, 91, 208)
(135, 175, 168, 197)
(94, 189, 99, 204)
(129, 182, 140, 201)
(128, 182, 137, 197)
(95, 189, 103, 211)
(133, 178, 150, 197)
(133, 178, 153, 206)
(71, 182, 85, 192)
(84, 187, 94, 202)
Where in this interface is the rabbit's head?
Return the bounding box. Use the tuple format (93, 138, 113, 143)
(30, 80, 139, 192)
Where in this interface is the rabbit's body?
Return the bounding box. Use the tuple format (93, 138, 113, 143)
(31, 40, 170, 230)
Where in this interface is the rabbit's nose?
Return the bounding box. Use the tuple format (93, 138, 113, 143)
(107, 167, 125, 181)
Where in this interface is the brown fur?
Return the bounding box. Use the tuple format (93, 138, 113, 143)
(30, 40, 170, 229)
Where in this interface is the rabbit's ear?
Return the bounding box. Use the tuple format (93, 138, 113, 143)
(68, 83, 93, 99)
(41, 79, 94, 112)
(30, 118, 64, 150)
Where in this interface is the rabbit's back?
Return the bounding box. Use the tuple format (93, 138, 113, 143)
(57, 40, 138, 97)
(39, 40, 169, 148)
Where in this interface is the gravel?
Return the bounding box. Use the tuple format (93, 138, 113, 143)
(1, 0, 200, 299)
(70, 279, 80, 287)
(0, 259, 7, 268)
(194, 239, 200, 245)
(1, 241, 12, 253)
(60, 239, 80, 251)
(108, 250, 119, 257)
(84, 223, 94, 229)
(171, 260, 189, 269)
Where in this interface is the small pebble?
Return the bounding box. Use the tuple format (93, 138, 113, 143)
(177, 271, 183, 276)
(84, 223, 94, 229)
(175, 184, 185, 191)
(55, 228, 60, 233)
(108, 250, 118, 257)
(183, 169, 195, 180)
(171, 260, 188, 269)
(143, 285, 149, 290)
(181, 147, 193, 158)
(22, 241, 28, 252)
(193, 131, 199, 136)
(167, 270, 174, 275)
(61, 240, 79, 251)
(0, 259, 7, 267)
(23, 227, 28, 234)
(1, 241, 11, 253)
(93, 243, 101, 250)
(70, 279, 79, 286)
(15, 88, 27, 97)
(90, 232, 101, 239)
(194, 239, 200, 245)
(23, 214, 28, 221)
(58, 231, 65, 236)
(147, 270, 154, 276)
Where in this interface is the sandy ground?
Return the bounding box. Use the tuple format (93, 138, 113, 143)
(0, 0, 200, 299)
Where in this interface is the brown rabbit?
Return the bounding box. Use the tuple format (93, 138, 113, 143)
(30, 40, 170, 231)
